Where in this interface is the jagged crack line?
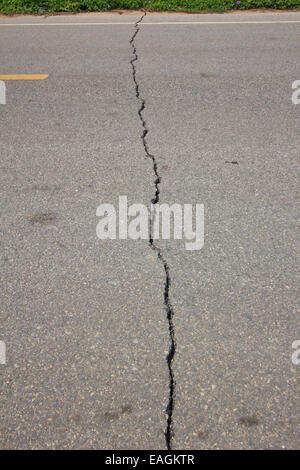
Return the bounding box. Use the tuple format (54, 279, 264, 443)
(129, 12, 176, 450)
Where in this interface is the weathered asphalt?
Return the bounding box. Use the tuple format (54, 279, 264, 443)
(0, 11, 299, 449)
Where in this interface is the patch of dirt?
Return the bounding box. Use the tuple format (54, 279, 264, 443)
(28, 212, 56, 225)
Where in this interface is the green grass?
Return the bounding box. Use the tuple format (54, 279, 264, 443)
(0, 0, 299, 15)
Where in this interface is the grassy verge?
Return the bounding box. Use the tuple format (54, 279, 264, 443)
(0, 0, 299, 15)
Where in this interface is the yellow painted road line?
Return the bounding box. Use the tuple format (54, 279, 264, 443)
(0, 21, 300, 26)
(0, 74, 48, 80)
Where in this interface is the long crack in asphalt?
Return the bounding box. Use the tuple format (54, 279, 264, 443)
(129, 12, 177, 450)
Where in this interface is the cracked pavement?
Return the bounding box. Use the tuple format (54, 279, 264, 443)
(130, 13, 176, 450)
(0, 11, 299, 450)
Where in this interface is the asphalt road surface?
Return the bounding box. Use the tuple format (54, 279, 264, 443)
(0, 10, 299, 450)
